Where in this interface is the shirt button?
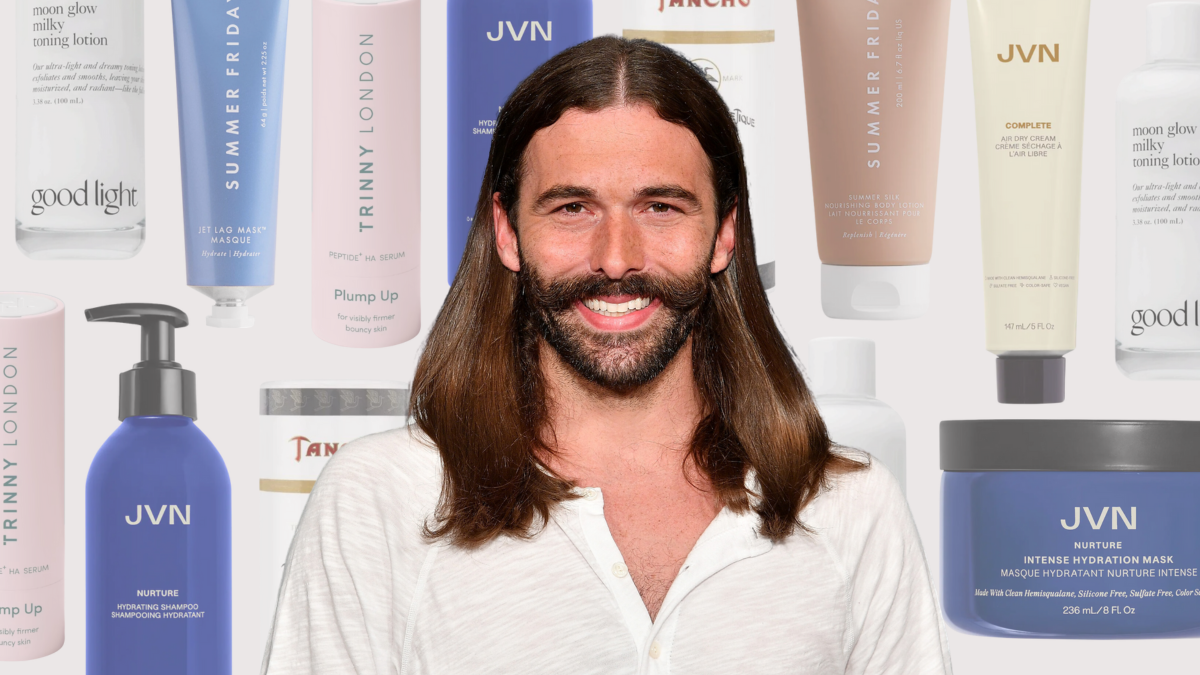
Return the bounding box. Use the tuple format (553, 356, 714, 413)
(611, 562, 628, 578)
(649, 641, 661, 659)
(585, 488, 599, 501)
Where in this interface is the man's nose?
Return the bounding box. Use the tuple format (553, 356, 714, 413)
(590, 211, 645, 280)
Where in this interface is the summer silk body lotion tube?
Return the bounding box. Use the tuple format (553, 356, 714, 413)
(796, 0, 952, 320)
(967, 0, 1091, 403)
(172, 0, 290, 328)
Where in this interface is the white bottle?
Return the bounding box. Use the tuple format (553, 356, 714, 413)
(808, 338, 906, 494)
(1115, 2, 1200, 378)
(14, 0, 145, 259)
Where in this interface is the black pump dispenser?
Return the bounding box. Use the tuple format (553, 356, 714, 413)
(85, 303, 197, 421)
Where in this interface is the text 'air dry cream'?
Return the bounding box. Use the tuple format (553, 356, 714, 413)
(0, 294, 64, 662)
(967, 0, 1091, 403)
(312, 0, 421, 347)
(796, 0, 952, 319)
(258, 382, 407, 644)
(624, 0, 777, 289)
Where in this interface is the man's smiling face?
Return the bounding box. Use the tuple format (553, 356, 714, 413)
(493, 104, 736, 392)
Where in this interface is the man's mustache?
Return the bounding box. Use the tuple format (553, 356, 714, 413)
(523, 269, 709, 314)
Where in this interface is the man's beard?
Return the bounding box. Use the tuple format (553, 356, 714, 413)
(520, 262, 710, 393)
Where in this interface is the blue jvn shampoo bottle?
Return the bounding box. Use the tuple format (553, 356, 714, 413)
(84, 304, 231, 675)
(447, 0, 592, 283)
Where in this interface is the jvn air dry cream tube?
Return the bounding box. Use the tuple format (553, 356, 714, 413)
(624, 0, 777, 290)
(258, 382, 407, 644)
(312, 0, 421, 347)
(0, 293, 64, 661)
(967, 0, 1091, 403)
(796, 0, 952, 320)
(15, 1, 145, 259)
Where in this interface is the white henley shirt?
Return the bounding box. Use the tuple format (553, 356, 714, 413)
(262, 426, 953, 674)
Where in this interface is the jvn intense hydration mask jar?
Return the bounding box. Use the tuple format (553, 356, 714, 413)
(942, 420, 1200, 638)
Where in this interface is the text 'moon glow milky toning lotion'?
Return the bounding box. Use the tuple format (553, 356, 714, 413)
(624, 0, 777, 290)
(447, 0, 592, 284)
(313, 0, 421, 347)
(84, 304, 231, 675)
(15, 0, 146, 259)
(0, 294, 64, 661)
(1116, 2, 1200, 379)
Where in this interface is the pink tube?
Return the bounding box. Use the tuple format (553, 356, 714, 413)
(312, 0, 421, 347)
(0, 293, 64, 661)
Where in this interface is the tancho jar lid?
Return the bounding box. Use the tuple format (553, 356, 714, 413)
(260, 380, 409, 417)
(941, 420, 1200, 472)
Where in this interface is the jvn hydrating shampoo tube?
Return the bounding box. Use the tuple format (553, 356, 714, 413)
(15, 1, 145, 259)
(0, 294, 64, 661)
(257, 382, 407, 644)
(312, 0, 421, 347)
(967, 0, 1091, 403)
(447, 0, 592, 283)
(1116, 3, 1200, 379)
(624, 0, 777, 289)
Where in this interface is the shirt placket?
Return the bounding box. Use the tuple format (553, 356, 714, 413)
(568, 489, 773, 675)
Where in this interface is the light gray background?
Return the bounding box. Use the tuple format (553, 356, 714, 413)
(0, 0, 1192, 672)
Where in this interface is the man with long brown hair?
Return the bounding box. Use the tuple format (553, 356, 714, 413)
(264, 37, 951, 674)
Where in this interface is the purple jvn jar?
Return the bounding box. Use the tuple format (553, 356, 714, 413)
(942, 420, 1200, 639)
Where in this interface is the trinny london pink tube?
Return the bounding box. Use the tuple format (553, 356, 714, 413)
(312, 0, 421, 347)
(0, 293, 64, 661)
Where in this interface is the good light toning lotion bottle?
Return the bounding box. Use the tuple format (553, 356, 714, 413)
(624, 0, 777, 289)
(313, 0, 421, 347)
(84, 304, 230, 675)
(15, 0, 145, 259)
(1116, 2, 1200, 378)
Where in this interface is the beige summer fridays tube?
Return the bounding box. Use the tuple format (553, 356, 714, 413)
(797, 0, 951, 320)
(967, 0, 1090, 404)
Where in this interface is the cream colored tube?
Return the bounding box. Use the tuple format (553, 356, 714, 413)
(967, 0, 1090, 404)
(797, 0, 951, 320)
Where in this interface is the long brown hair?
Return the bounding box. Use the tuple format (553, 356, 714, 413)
(412, 36, 860, 546)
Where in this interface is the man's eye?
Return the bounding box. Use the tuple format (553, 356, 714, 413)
(562, 203, 584, 214)
(648, 202, 673, 213)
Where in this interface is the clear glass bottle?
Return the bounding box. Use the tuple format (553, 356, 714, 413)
(1115, 1, 1200, 378)
(14, 0, 145, 259)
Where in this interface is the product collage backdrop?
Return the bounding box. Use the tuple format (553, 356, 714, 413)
(1, 0, 1197, 672)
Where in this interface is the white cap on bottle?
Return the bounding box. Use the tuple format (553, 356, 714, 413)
(208, 303, 254, 329)
(1148, 2, 1200, 61)
(808, 337, 875, 398)
(821, 264, 929, 320)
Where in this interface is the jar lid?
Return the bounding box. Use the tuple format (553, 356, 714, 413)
(260, 381, 408, 417)
(941, 420, 1200, 471)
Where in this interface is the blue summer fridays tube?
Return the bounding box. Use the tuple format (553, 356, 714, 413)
(171, 0, 290, 328)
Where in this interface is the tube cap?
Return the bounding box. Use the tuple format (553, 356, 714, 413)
(85, 303, 198, 420)
(808, 337, 875, 397)
(821, 264, 929, 320)
(208, 304, 254, 329)
(996, 356, 1066, 404)
(1148, 2, 1200, 61)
